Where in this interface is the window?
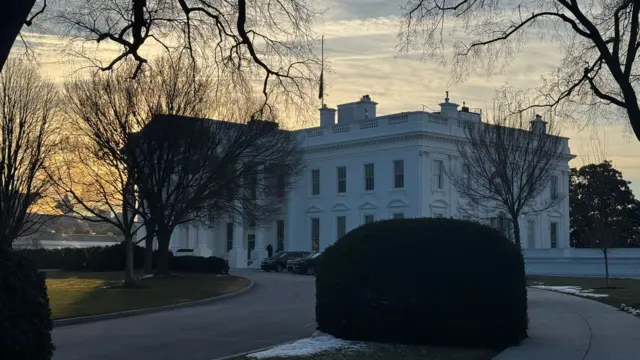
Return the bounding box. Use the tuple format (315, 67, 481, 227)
(393, 160, 404, 188)
(550, 175, 558, 200)
(461, 215, 471, 222)
(311, 169, 320, 196)
(364, 163, 375, 191)
(336, 216, 347, 239)
(550, 222, 558, 248)
(492, 214, 513, 240)
(311, 218, 320, 251)
(276, 173, 286, 198)
(247, 234, 255, 259)
(527, 219, 536, 249)
(337, 166, 347, 193)
(433, 160, 444, 189)
(276, 220, 285, 252)
(363, 214, 375, 224)
(207, 212, 215, 228)
(433, 212, 444, 218)
(392, 213, 404, 219)
(464, 164, 472, 188)
(226, 223, 234, 252)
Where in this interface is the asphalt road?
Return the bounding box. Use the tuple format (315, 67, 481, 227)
(52, 270, 316, 360)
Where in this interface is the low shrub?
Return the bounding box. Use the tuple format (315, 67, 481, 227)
(19, 242, 144, 272)
(315, 217, 528, 350)
(0, 252, 55, 360)
(169, 255, 229, 274)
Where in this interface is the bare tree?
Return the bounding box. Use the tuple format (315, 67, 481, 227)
(399, 0, 640, 141)
(449, 95, 565, 250)
(18, 0, 320, 114)
(131, 113, 303, 275)
(0, 59, 59, 254)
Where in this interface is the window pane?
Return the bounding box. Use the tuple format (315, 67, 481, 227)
(433, 160, 443, 189)
(392, 213, 404, 219)
(364, 163, 375, 191)
(277, 220, 285, 252)
(311, 218, 320, 251)
(550, 222, 558, 248)
(226, 223, 234, 252)
(364, 214, 375, 224)
(550, 175, 558, 199)
(311, 169, 320, 195)
(394, 160, 404, 188)
(337, 166, 347, 193)
(337, 216, 346, 238)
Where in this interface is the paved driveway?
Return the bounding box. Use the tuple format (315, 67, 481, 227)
(52, 270, 316, 360)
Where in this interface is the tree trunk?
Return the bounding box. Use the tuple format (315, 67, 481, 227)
(0, 0, 36, 70)
(511, 214, 522, 252)
(156, 230, 172, 276)
(603, 248, 610, 287)
(124, 234, 136, 286)
(143, 223, 155, 275)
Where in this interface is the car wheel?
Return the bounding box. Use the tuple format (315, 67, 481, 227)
(276, 264, 283, 272)
(306, 266, 315, 276)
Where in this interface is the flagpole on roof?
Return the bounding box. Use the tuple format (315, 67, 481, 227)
(319, 35, 324, 107)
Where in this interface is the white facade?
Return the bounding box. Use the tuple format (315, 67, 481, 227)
(137, 94, 574, 269)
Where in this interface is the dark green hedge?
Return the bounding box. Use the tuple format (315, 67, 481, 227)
(315, 218, 528, 350)
(19, 242, 145, 272)
(0, 252, 54, 360)
(19, 243, 229, 274)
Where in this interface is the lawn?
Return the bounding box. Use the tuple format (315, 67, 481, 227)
(45, 271, 251, 319)
(231, 334, 499, 360)
(527, 275, 640, 308)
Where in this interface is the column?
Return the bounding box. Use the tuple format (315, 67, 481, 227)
(195, 224, 212, 257)
(228, 221, 247, 268)
(285, 191, 297, 251)
(187, 225, 196, 249)
(251, 225, 268, 268)
(169, 225, 181, 253)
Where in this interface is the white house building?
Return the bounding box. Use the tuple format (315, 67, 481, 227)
(136, 94, 574, 269)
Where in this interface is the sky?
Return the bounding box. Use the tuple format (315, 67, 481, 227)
(12, 0, 640, 194)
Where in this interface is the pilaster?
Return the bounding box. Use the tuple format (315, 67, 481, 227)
(228, 222, 247, 268)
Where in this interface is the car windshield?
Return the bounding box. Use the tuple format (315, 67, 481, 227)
(272, 252, 287, 259)
(310, 252, 321, 259)
(303, 252, 317, 259)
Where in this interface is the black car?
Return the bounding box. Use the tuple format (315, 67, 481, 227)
(292, 252, 322, 275)
(261, 251, 310, 272)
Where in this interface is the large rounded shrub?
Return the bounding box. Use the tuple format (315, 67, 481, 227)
(315, 218, 527, 350)
(0, 252, 55, 360)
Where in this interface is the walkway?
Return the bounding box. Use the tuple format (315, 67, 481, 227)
(52, 270, 316, 360)
(494, 288, 640, 360)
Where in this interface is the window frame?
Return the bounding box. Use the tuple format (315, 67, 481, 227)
(311, 169, 320, 196)
(364, 163, 375, 191)
(336, 166, 347, 194)
(336, 216, 347, 239)
(433, 159, 444, 190)
(393, 160, 404, 189)
(311, 217, 320, 251)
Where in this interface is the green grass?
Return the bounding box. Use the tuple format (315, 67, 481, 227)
(45, 271, 251, 319)
(527, 276, 640, 308)
(234, 344, 498, 360)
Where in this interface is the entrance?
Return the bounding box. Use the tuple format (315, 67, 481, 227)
(247, 233, 255, 259)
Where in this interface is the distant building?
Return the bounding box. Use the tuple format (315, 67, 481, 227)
(137, 94, 574, 269)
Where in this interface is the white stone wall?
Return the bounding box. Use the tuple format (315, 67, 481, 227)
(524, 248, 640, 279)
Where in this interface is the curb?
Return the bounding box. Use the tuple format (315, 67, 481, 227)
(212, 338, 302, 360)
(53, 277, 255, 328)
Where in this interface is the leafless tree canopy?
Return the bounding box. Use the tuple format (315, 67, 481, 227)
(0, 59, 59, 252)
(47, 0, 320, 113)
(450, 96, 564, 249)
(399, 0, 640, 140)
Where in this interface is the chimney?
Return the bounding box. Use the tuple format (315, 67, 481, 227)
(439, 91, 459, 118)
(460, 101, 470, 112)
(530, 114, 547, 134)
(320, 104, 336, 127)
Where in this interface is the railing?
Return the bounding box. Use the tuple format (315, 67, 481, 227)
(333, 124, 350, 133)
(359, 119, 378, 129)
(307, 129, 324, 137)
(388, 115, 409, 125)
(428, 115, 448, 125)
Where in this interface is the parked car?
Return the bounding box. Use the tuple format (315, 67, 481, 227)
(292, 252, 322, 275)
(261, 251, 310, 272)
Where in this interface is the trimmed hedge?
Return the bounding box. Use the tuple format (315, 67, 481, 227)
(315, 218, 528, 350)
(19, 243, 229, 274)
(0, 252, 55, 360)
(19, 242, 145, 272)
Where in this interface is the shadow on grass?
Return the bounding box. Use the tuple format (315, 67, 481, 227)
(44, 271, 250, 319)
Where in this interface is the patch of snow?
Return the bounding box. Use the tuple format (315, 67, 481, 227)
(620, 304, 640, 318)
(138, 274, 154, 280)
(532, 285, 609, 298)
(247, 332, 363, 359)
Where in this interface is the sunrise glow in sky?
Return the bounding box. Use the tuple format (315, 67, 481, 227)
(13, 0, 640, 193)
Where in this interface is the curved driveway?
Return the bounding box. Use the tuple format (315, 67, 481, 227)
(52, 270, 316, 360)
